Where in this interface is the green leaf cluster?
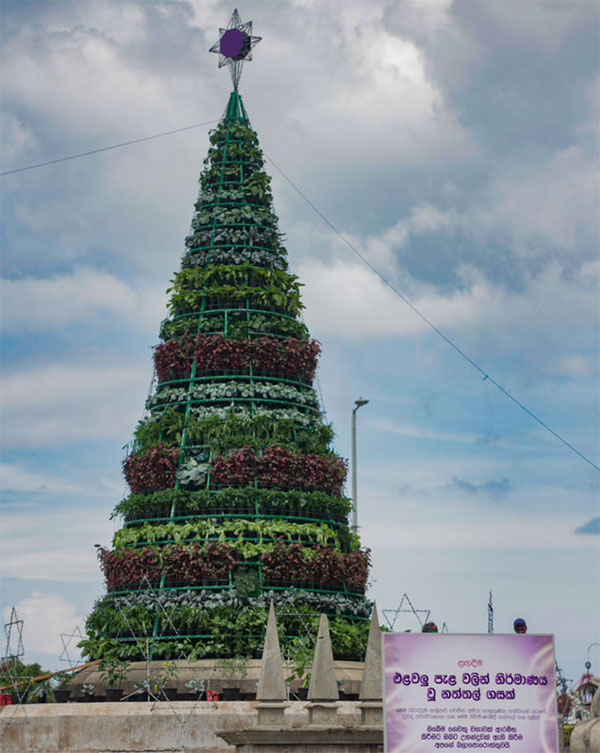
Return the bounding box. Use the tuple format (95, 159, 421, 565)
(168, 283, 303, 317)
(146, 381, 318, 412)
(113, 487, 351, 522)
(83, 593, 370, 661)
(182, 247, 287, 270)
(113, 518, 343, 551)
(159, 312, 308, 342)
(169, 264, 300, 295)
(167, 265, 303, 318)
(191, 204, 275, 230)
(131, 408, 333, 456)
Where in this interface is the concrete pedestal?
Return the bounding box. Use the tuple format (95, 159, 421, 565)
(0, 700, 368, 753)
(219, 727, 383, 753)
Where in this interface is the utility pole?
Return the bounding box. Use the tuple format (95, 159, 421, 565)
(351, 398, 369, 532)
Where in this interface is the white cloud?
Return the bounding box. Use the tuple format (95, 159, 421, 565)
(1, 505, 113, 583)
(371, 417, 479, 445)
(296, 233, 599, 382)
(1, 357, 150, 449)
(478, 146, 599, 255)
(0, 463, 118, 496)
(3, 593, 85, 656)
(0, 268, 167, 334)
(297, 256, 499, 338)
(0, 111, 37, 163)
(409, 203, 456, 235)
(476, 1, 595, 52)
(555, 355, 590, 379)
(359, 473, 598, 552)
(1, 17, 196, 140)
(364, 513, 594, 551)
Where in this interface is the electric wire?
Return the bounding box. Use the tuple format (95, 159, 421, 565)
(1, 121, 596, 471)
(0, 120, 218, 176)
(264, 152, 600, 473)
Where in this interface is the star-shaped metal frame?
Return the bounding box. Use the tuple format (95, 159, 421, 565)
(209, 8, 261, 90)
(2, 607, 31, 720)
(59, 625, 84, 667)
(383, 594, 431, 632)
(3, 607, 24, 661)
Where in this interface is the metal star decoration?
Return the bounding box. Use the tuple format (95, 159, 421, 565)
(2, 607, 31, 715)
(3, 607, 25, 660)
(209, 8, 261, 90)
(59, 626, 84, 667)
(383, 593, 431, 632)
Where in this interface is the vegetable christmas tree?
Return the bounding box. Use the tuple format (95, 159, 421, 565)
(82, 12, 371, 665)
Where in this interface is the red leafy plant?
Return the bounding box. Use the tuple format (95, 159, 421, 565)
(99, 541, 368, 592)
(211, 446, 257, 487)
(99, 543, 240, 589)
(97, 547, 162, 590)
(153, 335, 195, 381)
(261, 543, 308, 583)
(210, 445, 347, 496)
(162, 542, 238, 581)
(261, 544, 370, 592)
(343, 548, 371, 591)
(123, 444, 179, 493)
(153, 335, 320, 383)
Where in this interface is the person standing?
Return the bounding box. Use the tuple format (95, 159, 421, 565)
(513, 618, 527, 634)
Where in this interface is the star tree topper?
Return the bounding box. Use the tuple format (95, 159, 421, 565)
(210, 9, 261, 90)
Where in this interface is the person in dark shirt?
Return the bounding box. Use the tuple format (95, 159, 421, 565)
(513, 618, 527, 634)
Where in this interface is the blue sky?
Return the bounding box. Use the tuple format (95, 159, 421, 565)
(1, 0, 598, 685)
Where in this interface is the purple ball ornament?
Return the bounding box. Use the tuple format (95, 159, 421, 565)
(220, 28, 249, 60)
(210, 10, 262, 90)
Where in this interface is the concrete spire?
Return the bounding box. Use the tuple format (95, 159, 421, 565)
(359, 602, 383, 727)
(307, 614, 339, 701)
(256, 601, 286, 702)
(305, 614, 340, 726)
(359, 601, 382, 701)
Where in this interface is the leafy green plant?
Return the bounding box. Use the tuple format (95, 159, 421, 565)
(99, 656, 129, 689)
(285, 638, 315, 689)
(215, 655, 250, 681)
(113, 487, 351, 522)
(129, 410, 333, 457)
(112, 518, 344, 551)
(156, 661, 179, 688)
(233, 567, 260, 598)
(184, 677, 206, 698)
(175, 457, 210, 489)
(0, 659, 43, 694)
(53, 670, 72, 690)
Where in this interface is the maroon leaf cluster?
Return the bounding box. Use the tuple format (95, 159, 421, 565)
(123, 444, 179, 493)
(211, 445, 347, 496)
(261, 544, 370, 591)
(153, 335, 320, 383)
(98, 543, 238, 589)
(97, 543, 369, 592)
(97, 546, 162, 589)
(162, 542, 237, 582)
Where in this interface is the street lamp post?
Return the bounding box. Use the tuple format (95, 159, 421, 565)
(351, 398, 369, 532)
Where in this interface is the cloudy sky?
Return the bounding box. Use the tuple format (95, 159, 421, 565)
(1, 0, 598, 685)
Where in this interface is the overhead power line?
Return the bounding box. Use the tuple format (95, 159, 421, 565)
(1, 119, 596, 471)
(0, 120, 218, 176)
(265, 152, 600, 473)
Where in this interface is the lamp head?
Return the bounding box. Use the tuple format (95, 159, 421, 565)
(355, 398, 369, 408)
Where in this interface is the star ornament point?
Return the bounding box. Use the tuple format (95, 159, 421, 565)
(210, 9, 261, 89)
